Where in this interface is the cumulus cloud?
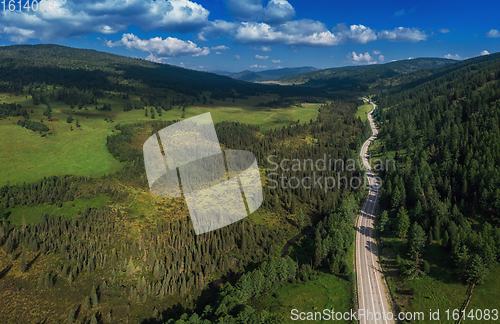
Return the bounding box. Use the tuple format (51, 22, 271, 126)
(234, 20, 341, 46)
(377, 27, 428, 42)
(250, 64, 267, 68)
(486, 29, 500, 38)
(373, 50, 381, 55)
(255, 54, 269, 60)
(480, 50, 490, 56)
(0, 0, 210, 43)
(198, 20, 238, 41)
(212, 20, 425, 47)
(271, 59, 281, 63)
(444, 54, 462, 60)
(145, 54, 170, 63)
(234, 55, 241, 59)
(106, 33, 210, 57)
(439, 28, 450, 34)
(348, 51, 377, 65)
(211, 45, 230, 50)
(332, 23, 377, 44)
(378, 55, 384, 62)
(224, 0, 295, 23)
(2, 27, 35, 43)
(263, 0, 296, 24)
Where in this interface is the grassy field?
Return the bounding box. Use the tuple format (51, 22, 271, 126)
(0, 93, 320, 185)
(249, 272, 353, 323)
(5, 195, 110, 225)
(378, 237, 499, 324)
(355, 103, 372, 122)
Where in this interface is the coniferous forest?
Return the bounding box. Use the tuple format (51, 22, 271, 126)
(371, 53, 500, 311)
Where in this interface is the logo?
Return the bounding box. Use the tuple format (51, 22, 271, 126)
(143, 113, 263, 235)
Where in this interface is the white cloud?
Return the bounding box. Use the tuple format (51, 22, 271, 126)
(394, 9, 405, 17)
(444, 54, 462, 60)
(0, 0, 210, 43)
(378, 55, 384, 62)
(250, 64, 267, 68)
(332, 24, 377, 44)
(486, 29, 500, 38)
(234, 55, 241, 59)
(480, 50, 490, 56)
(373, 50, 381, 55)
(234, 20, 342, 46)
(107, 33, 210, 57)
(198, 20, 238, 40)
(348, 51, 377, 65)
(377, 27, 428, 42)
(2, 27, 35, 43)
(215, 51, 223, 55)
(145, 54, 170, 63)
(439, 28, 450, 34)
(224, 0, 295, 23)
(211, 45, 230, 50)
(263, 0, 296, 24)
(252, 45, 272, 51)
(271, 59, 281, 63)
(255, 54, 269, 60)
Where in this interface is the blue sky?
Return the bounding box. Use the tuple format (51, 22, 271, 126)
(0, 0, 499, 72)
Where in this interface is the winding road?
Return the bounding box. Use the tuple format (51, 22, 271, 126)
(355, 99, 394, 324)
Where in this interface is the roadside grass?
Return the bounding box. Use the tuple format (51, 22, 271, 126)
(356, 104, 373, 122)
(5, 195, 109, 225)
(249, 272, 353, 323)
(0, 93, 319, 185)
(467, 265, 500, 320)
(380, 237, 472, 323)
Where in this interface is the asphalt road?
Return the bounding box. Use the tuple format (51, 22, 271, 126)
(355, 99, 394, 324)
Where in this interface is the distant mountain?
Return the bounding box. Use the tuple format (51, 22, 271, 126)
(277, 58, 456, 91)
(208, 70, 235, 77)
(231, 66, 318, 82)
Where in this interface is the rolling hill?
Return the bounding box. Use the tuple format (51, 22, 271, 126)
(230, 66, 318, 82)
(276, 58, 457, 91)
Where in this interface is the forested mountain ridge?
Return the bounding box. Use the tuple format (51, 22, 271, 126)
(371, 51, 500, 311)
(0, 44, 324, 99)
(230, 67, 317, 82)
(276, 58, 456, 92)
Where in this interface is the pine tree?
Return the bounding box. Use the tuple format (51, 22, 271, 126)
(467, 255, 487, 285)
(20, 248, 27, 273)
(396, 206, 410, 238)
(68, 309, 75, 324)
(91, 285, 98, 308)
(296, 209, 305, 229)
(378, 210, 389, 232)
(408, 222, 427, 277)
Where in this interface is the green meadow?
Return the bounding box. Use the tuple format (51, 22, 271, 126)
(0, 93, 320, 185)
(355, 103, 372, 122)
(5, 194, 109, 225)
(249, 272, 353, 323)
(380, 238, 500, 324)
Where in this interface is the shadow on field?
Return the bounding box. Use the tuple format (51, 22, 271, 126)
(0, 264, 12, 280)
